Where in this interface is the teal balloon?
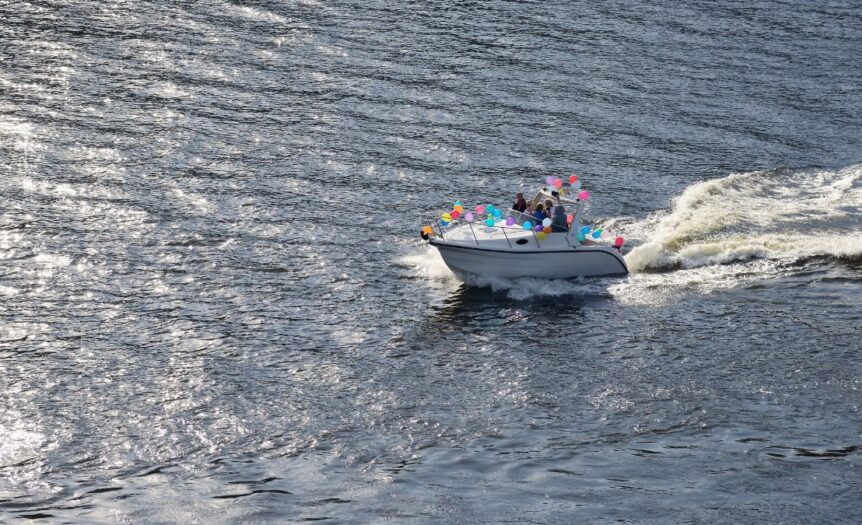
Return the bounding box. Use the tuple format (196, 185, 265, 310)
(577, 233, 586, 242)
(523, 221, 533, 230)
(454, 200, 462, 206)
(485, 217, 495, 227)
(493, 209, 502, 218)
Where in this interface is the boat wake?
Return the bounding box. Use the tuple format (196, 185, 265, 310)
(624, 164, 862, 272)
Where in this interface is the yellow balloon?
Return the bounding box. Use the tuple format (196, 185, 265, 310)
(536, 232, 547, 240)
(441, 213, 452, 222)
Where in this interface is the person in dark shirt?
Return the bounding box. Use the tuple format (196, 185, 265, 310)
(551, 204, 568, 232)
(532, 203, 547, 223)
(513, 192, 527, 213)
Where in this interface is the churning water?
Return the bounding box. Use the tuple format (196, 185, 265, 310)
(1, 1, 861, 523)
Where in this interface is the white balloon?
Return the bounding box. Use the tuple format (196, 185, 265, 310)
(542, 218, 552, 227)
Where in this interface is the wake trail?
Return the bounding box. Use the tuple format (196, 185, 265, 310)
(624, 164, 862, 272)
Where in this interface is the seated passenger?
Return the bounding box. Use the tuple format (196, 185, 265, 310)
(544, 199, 555, 217)
(532, 203, 547, 223)
(513, 192, 527, 213)
(551, 204, 568, 232)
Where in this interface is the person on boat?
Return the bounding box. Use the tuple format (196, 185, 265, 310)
(513, 193, 527, 213)
(551, 203, 568, 232)
(544, 198, 555, 217)
(532, 203, 547, 223)
(525, 202, 534, 215)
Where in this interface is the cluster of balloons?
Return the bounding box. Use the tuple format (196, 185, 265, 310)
(432, 173, 625, 248)
(440, 200, 509, 229)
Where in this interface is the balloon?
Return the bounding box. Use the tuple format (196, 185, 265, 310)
(543, 226, 551, 234)
(537, 232, 547, 240)
(454, 200, 462, 207)
(465, 212, 474, 222)
(535, 225, 543, 232)
(493, 209, 502, 218)
(451, 210, 461, 219)
(523, 221, 533, 231)
(569, 174, 578, 184)
(592, 229, 603, 239)
(567, 214, 574, 223)
(422, 226, 433, 235)
(542, 218, 552, 227)
(485, 218, 495, 227)
(453, 205, 464, 213)
(545, 176, 554, 185)
(614, 236, 625, 247)
(506, 217, 516, 226)
(441, 220, 450, 227)
(553, 178, 563, 189)
(475, 205, 486, 215)
(442, 213, 452, 222)
(580, 226, 590, 234)
(577, 233, 586, 242)
(486, 204, 495, 213)
(578, 190, 589, 201)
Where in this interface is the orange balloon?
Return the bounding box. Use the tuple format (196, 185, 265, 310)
(422, 226, 433, 235)
(542, 226, 551, 234)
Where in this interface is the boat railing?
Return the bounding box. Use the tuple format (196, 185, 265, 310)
(433, 207, 611, 250)
(435, 208, 559, 249)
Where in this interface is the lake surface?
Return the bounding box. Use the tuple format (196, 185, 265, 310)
(1, 1, 861, 523)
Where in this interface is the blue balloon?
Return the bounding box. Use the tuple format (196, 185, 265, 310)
(591, 230, 602, 239)
(485, 217, 495, 227)
(441, 220, 450, 227)
(493, 209, 502, 218)
(523, 221, 533, 231)
(580, 226, 590, 234)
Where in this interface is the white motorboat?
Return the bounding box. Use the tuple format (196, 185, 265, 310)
(422, 182, 628, 279)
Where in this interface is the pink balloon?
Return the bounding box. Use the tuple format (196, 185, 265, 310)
(450, 210, 460, 219)
(465, 212, 474, 222)
(553, 178, 563, 189)
(578, 190, 589, 201)
(614, 236, 624, 247)
(569, 174, 578, 184)
(506, 216, 516, 226)
(566, 214, 574, 223)
(475, 205, 486, 215)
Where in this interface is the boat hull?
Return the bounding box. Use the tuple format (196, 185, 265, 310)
(429, 240, 628, 279)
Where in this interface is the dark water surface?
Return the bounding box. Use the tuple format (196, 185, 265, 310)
(2, 1, 861, 523)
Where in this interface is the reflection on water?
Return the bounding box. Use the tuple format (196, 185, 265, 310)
(2, 0, 861, 522)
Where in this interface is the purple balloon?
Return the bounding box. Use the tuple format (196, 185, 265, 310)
(506, 217, 516, 226)
(535, 225, 543, 232)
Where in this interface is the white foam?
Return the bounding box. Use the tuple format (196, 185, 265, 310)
(625, 164, 862, 271)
